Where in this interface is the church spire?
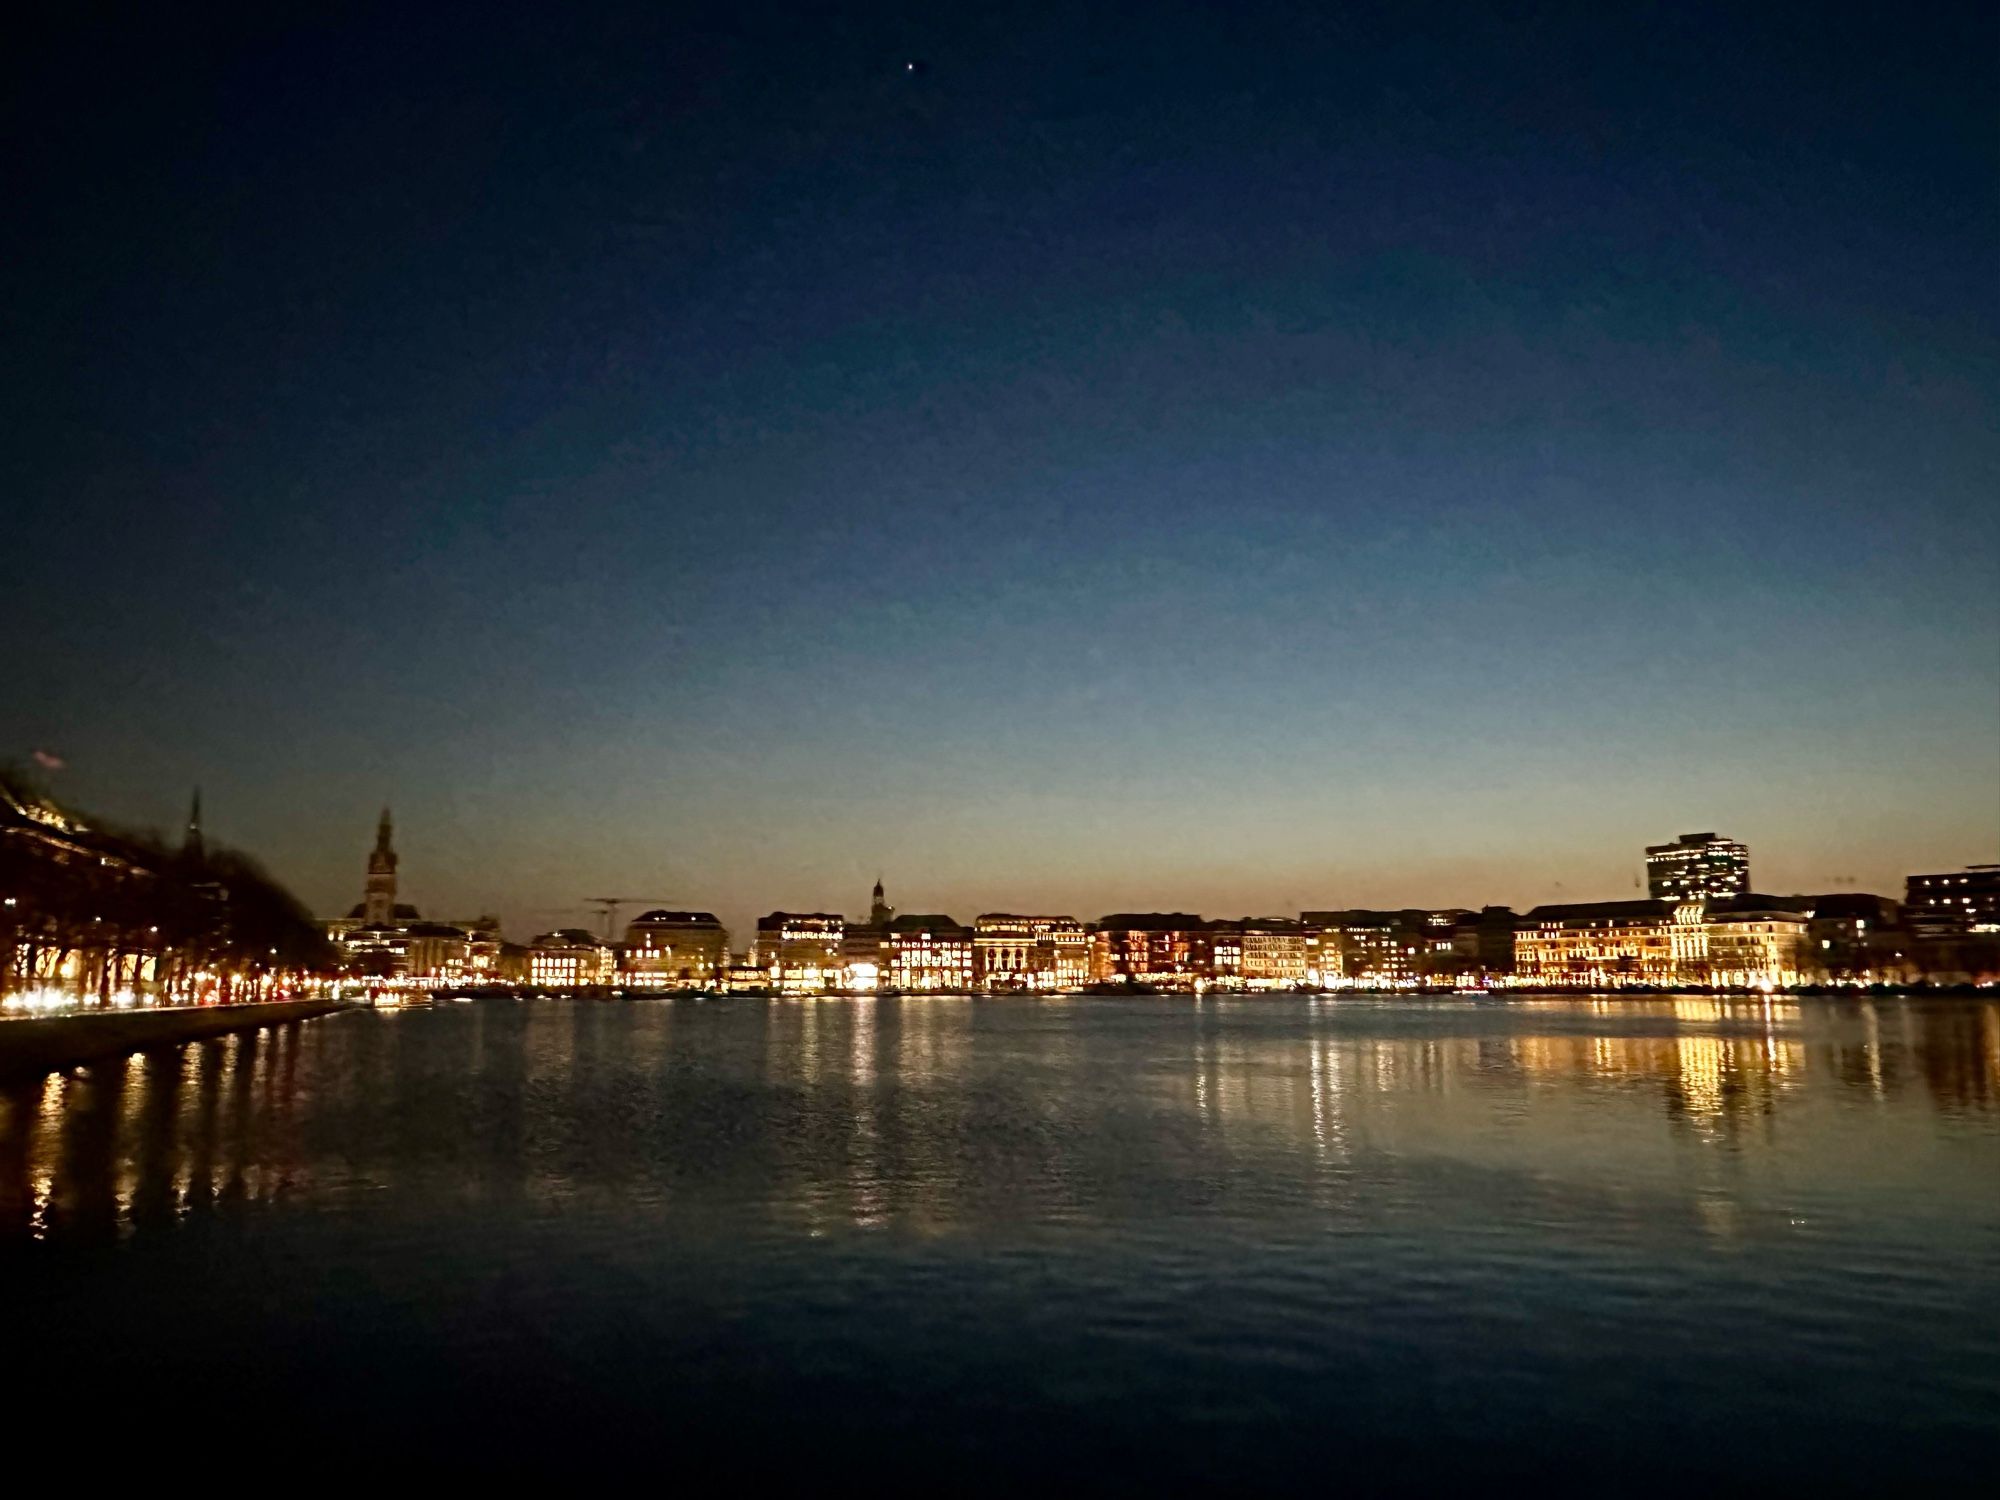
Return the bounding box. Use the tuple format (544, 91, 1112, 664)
(364, 806, 399, 925)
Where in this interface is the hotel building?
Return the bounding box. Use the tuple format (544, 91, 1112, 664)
(1515, 900, 1681, 987)
(1516, 896, 1810, 989)
(1696, 895, 1811, 988)
(1646, 832, 1750, 901)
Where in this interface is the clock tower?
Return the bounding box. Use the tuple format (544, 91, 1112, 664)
(363, 807, 398, 925)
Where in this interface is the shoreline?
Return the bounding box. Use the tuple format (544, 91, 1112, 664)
(0, 998, 353, 1082)
(423, 984, 1996, 1002)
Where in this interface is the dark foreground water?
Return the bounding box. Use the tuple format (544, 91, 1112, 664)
(4, 996, 1997, 1487)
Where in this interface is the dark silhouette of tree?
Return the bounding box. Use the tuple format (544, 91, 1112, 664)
(1, 766, 333, 1005)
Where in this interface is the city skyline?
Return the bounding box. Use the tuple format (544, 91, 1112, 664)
(11, 779, 1995, 949)
(312, 799, 1989, 953)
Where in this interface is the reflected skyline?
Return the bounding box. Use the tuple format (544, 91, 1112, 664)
(6, 994, 1995, 1488)
(3, 997, 1995, 1248)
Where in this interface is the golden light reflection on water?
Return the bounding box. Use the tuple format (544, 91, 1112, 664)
(1, 998, 1996, 1245)
(0, 1021, 315, 1243)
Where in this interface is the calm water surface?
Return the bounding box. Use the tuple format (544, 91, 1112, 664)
(4, 996, 1997, 1486)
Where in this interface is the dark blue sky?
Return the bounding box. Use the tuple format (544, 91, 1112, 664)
(7, 0, 1996, 938)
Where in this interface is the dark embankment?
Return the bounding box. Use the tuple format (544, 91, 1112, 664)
(0, 998, 350, 1081)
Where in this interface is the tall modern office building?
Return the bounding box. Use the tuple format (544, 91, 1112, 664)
(1645, 832, 1750, 901)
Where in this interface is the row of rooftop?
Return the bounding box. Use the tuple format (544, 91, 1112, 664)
(327, 850, 2000, 991)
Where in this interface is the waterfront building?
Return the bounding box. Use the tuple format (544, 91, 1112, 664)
(528, 929, 617, 988)
(460, 916, 506, 982)
(1417, 909, 1473, 984)
(973, 914, 1047, 990)
(753, 912, 845, 993)
(1238, 918, 1308, 987)
(886, 914, 975, 991)
(1646, 832, 1750, 902)
(333, 921, 410, 977)
(1903, 865, 2000, 983)
(1696, 895, 1812, 988)
(622, 910, 728, 988)
(842, 923, 887, 990)
(1515, 900, 1681, 987)
(1804, 894, 1912, 983)
(1207, 921, 1243, 984)
(1042, 918, 1092, 989)
(720, 956, 773, 993)
(972, 915, 1091, 990)
(1302, 923, 1341, 986)
(1300, 911, 1426, 987)
(840, 878, 896, 990)
(402, 923, 471, 984)
(494, 940, 530, 984)
(1439, 907, 1518, 982)
(1090, 914, 1212, 989)
(1904, 864, 2000, 937)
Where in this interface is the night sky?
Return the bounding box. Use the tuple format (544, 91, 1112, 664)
(7, 0, 1996, 939)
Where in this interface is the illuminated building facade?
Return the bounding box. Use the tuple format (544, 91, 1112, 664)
(840, 878, 895, 990)
(1238, 919, 1307, 987)
(1207, 921, 1243, 983)
(622, 910, 728, 988)
(403, 923, 471, 984)
(336, 923, 411, 976)
(1041, 918, 1091, 988)
(1301, 911, 1425, 987)
(753, 912, 844, 992)
(964, 915, 1094, 990)
(460, 917, 506, 981)
(1516, 900, 1680, 986)
(974, 915, 1041, 989)
(886, 914, 975, 991)
(1904, 864, 2000, 937)
(1090, 915, 1212, 988)
(1646, 832, 1750, 902)
(1303, 924, 1342, 986)
(528, 929, 616, 987)
(1696, 896, 1811, 988)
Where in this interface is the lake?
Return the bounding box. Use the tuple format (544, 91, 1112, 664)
(4, 995, 1996, 1486)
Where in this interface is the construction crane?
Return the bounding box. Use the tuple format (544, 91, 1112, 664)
(583, 896, 678, 941)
